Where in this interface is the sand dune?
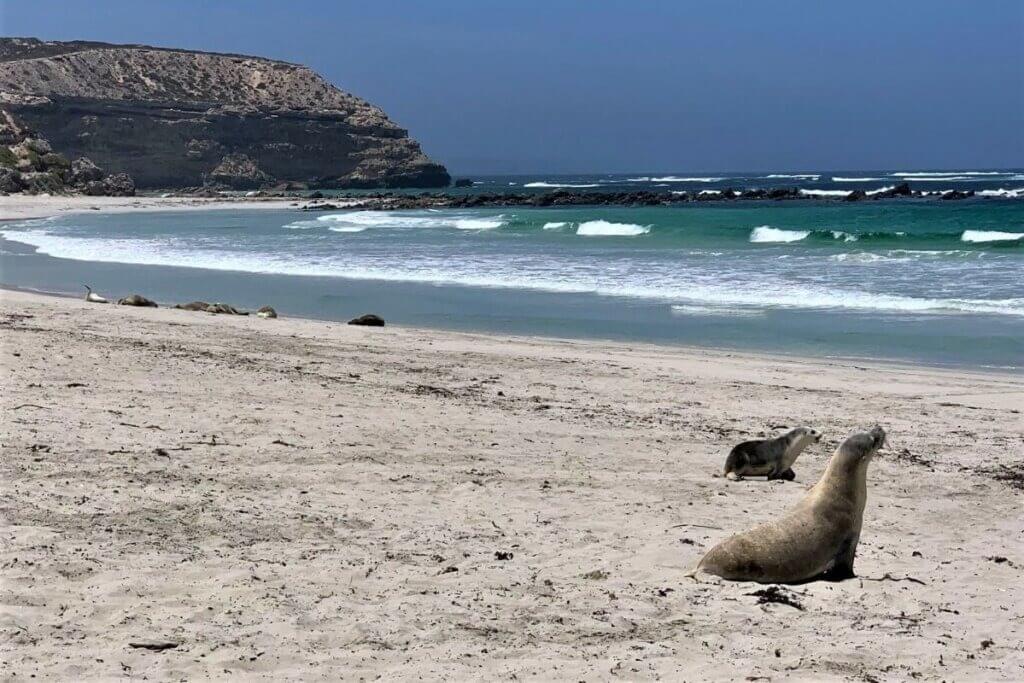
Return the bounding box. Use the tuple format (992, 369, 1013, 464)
(1, 289, 1022, 680)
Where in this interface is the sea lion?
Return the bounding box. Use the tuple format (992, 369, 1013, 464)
(692, 426, 886, 584)
(173, 301, 248, 315)
(256, 305, 277, 319)
(175, 301, 211, 311)
(205, 302, 248, 315)
(723, 426, 822, 481)
(83, 285, 108, 304)
(117, 294, 158, 307)
(348, 314, 385, 327)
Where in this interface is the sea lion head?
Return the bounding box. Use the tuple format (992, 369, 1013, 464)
(790, 426, 823, 446)
(835, 426, 886, 467)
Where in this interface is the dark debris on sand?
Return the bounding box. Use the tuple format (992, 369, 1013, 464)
(747, 586, 805, 610)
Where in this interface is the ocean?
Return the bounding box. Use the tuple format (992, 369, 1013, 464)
(2, 171, 1022, 369)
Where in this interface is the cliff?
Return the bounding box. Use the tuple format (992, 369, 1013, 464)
(0, 38, 450, 189)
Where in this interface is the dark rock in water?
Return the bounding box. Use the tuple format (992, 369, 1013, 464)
(453, 178, 474, 188)
(892, 182, 912, 196)
(348, 314, 385, 327)
(307, 190, 324, 199)
(117, 294, 158, 307)
(767, 187, 799, 199)
(719, 188, 737, 199)
(256, 305, 278, 319)
(0, 37, 449, 189)
(845, 189, 867, 201)
(941, 189, 973, 200)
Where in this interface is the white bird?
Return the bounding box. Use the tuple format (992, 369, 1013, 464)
(83, 284, 109, 304)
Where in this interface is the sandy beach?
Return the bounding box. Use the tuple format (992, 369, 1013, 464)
(0, 195, 310, 222)
(1, 288, 1021, 680)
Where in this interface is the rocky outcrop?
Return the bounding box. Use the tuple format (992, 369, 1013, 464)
(0, 37, 450, 189)
(0, 107, 134, 195)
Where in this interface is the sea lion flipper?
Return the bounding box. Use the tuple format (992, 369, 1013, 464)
(820, 536, 857, 581)
(780, 468, 796, 481)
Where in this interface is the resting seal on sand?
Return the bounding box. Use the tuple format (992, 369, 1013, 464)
(692, 426, 886, 584)
(723, 426, 822, 481)
(256, 306, 277, 319)
(348, 314, 385, 327)
(117, 294, 158, 307)
(174, 301, 248, 315)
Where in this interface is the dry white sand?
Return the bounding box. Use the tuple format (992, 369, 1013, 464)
(1, 289, 1022, 680)
(0, 195, 312, 221)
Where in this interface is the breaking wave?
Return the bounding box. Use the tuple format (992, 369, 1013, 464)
(749, 226, 810, 243)
(961, 230, 1024, 243)
(524, 181, 600, 188)
(576, 220, 650, 237)
(284, 211, 506, 231)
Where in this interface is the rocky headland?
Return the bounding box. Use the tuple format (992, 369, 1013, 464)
(0, 37, 449, 192)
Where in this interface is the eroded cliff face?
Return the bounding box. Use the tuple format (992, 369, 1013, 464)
(0, 38, 450, 189)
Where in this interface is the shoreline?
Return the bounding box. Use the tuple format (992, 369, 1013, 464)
(2, 288, 1022, 679)
(1, 194, 1020, 374)
(2, 282, 1020, 378)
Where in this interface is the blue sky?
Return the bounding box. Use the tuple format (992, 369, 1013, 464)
(2, 0, 1021, 173)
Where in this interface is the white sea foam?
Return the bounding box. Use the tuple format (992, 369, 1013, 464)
(833, 177, 885, 182)
(799, 189, 851, 197)
(903, 176, 997, 182)
(671, 304, 766, 317)
(749, 226, 810, 243)
(892, 171, 1006, 177)
(576, 220, 649, 237)
(542, 221, 569, 230)
(286, 211, 505, 231)
(5, 227, 1022, 317)
(866, 185, 896, 196)
(978, 188, 1024, 198)
(831, 231, 859, 242)
(523, 181, 600, 188)
(765, 174, 820, 180)
(831, 252, 891, 264)
(626, 176, 725, 182)
(961, 230, 1024, 243)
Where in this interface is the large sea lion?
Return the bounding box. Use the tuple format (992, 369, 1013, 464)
(723, 426, 822, 481)
(692, 426, 886, 584)
(117, 294, 158, 307)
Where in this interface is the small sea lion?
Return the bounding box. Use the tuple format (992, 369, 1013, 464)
(348, 314, 385, 327)
(83, 285, 108, 304)
(175, 301, 211, 311)
(174, 301, 248, 315)
(117, 294, 158, 307)
(205, 302, 248, 315)
(723, 426, 822, 481)
(256, 305, 277, 319)
(692, 426, 886, 584)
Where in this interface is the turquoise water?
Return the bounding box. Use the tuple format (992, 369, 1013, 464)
(1, 198, 1022, 369)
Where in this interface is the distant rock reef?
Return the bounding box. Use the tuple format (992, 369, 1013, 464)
(0, 37, 450, 192)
